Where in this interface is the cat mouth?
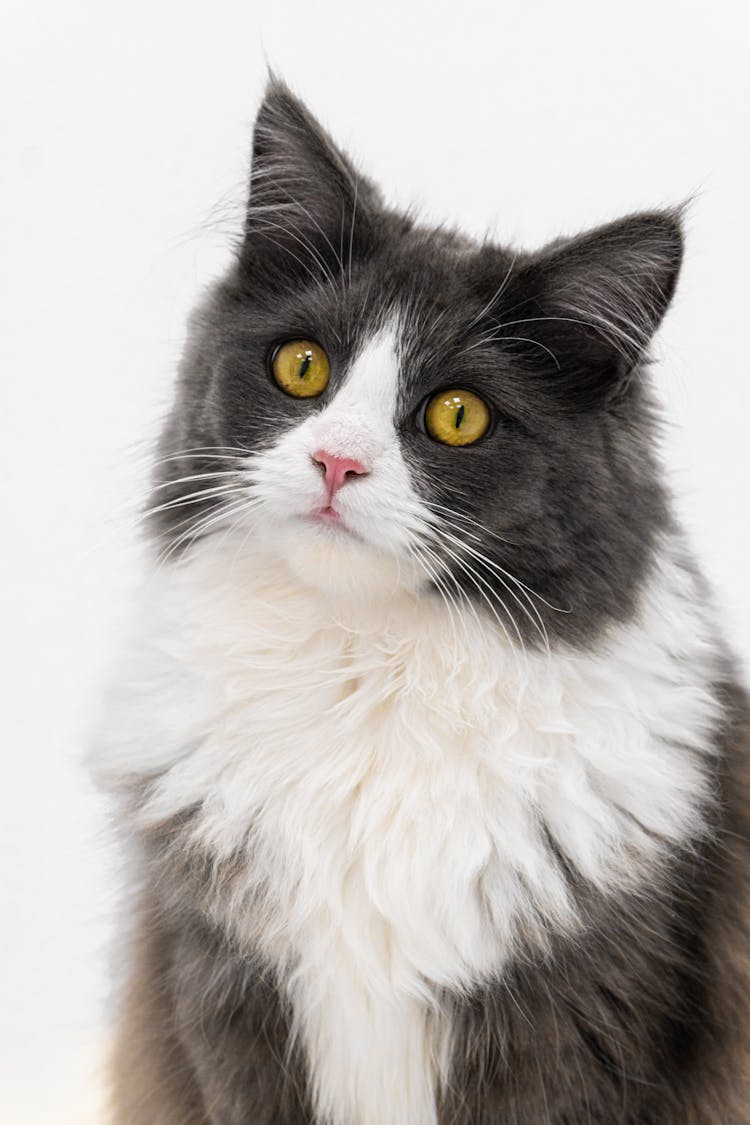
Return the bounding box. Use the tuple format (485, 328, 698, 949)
(305, 506, 363, 541)
(313, 505, 343, 526)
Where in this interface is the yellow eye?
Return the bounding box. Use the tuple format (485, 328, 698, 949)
(424, 389, 491, 446)
(271, 339, 330, 398)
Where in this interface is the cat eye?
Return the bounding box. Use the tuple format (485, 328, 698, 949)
(270, 339, 331, 398)
(424, 389, 491, 446)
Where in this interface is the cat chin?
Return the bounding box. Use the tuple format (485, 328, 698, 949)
(266, 520, 423, 603)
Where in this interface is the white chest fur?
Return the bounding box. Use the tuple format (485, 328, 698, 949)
(96, 537, 720, 1125)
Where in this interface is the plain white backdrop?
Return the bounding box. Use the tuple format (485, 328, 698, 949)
(2, 0, 748, 1119)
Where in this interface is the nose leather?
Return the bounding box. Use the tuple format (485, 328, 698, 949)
(313, 449, 369, 500)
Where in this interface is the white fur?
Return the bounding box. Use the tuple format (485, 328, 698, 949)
(94, 326, 722, 1125)
(96, 538, 720, 1125)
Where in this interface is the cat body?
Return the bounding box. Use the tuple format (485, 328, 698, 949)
(94, 81, 750, 1123)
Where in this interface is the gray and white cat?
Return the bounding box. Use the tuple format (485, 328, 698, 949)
(93, 80, 750, 1124)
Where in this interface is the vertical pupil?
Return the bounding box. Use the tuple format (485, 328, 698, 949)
(455, 404, 465, 429)
(298, 352, 312, 379)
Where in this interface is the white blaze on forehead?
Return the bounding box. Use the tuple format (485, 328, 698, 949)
(313, 324, 400, 465)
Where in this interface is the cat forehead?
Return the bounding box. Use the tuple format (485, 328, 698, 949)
(317, 323, 403, 443)
(255, 237, 497, 370)
(339, 323, 401, 405)
(331, 314, 455, 416)
(325, 301, 512, 419)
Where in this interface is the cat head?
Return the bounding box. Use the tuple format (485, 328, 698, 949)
(151, 78, 682, 646)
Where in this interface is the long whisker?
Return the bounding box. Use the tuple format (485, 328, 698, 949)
(155, 496, 261, 572)
(141, 482, 248, 523)
(481, 314, 643, 360)
(424, 520, 550, 653)
(426, 500, 518, 547)
(150, 445, 253, 462)
(426, 504, 570, 613)
(418, 538, 488, 650)
(463, 254, 517, 334)
(149, 470, 245, 493)
(407, 542, 462, 655)
(196, 499, 268, 583)
(463, 333, 562, 369)
(422, 528, 526, 663)
(348, 178, 359, 290)
(148, 490, 252, 564)
(80, 473, 248, 561)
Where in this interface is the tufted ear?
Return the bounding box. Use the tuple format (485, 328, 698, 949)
(500, 211, 684, 409)
(239, 78, 382, 293)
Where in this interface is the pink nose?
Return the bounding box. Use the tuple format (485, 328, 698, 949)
(313, 449, 369, 500)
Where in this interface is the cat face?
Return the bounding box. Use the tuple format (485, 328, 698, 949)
(151, 80, 683, 645)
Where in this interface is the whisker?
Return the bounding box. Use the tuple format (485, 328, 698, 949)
(348, 178, 359, 290)
(463, 333, 562, 369)
(425, 520, 551, 653)
(149, 470, 245, 493)
(426, 501, 517, 547)
(422, 529, 526, 663)
(146, 490, 251, 561)
(150, 445, 253, 461)
(407, 542, 462, 654)
(463, 254, 517, 334)
(426, 504, 570, 613)
(142, 483, 248, 523)
(418, 538, 488, 647)
(155, 496, 261, 572)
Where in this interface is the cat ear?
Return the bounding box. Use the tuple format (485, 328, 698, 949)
(239, 78, 381, 291)
(507, 211, 684, 408)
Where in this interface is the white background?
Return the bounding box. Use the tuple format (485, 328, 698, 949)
(2, 1, 748, 1119)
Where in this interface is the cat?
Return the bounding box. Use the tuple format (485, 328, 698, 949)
(92, 78, 750, 1124)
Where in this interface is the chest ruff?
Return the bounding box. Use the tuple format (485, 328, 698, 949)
(97, 540, 720, 1125)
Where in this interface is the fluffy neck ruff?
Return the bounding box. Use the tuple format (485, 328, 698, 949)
(96, 532, 722, 1125)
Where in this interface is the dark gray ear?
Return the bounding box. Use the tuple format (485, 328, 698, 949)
(508, 211, 684, 408)
(240, 78, 382, 291)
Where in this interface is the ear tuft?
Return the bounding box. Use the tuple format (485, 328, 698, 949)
(240, 79, 381, 291)
(539, 210, 683, 358)
(509, 210, 684, 408)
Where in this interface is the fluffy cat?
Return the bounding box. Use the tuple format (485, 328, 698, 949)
(93, 79, 750, 1124)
